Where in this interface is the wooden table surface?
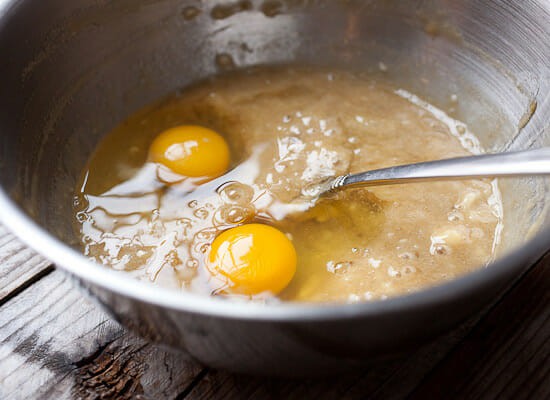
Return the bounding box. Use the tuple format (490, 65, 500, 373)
(0, 223, 548, 399)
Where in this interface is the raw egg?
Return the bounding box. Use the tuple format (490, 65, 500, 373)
(149, 125, 230, 180)
(208, 224, 297, 295)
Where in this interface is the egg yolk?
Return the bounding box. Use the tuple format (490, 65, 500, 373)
(149, 125, 230, 180)
(208, 224, 297, 295)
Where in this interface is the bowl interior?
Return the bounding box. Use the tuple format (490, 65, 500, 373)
(0, 0, 548, 285)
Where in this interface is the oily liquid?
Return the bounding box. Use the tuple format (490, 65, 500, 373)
(74, 67, 502, 303)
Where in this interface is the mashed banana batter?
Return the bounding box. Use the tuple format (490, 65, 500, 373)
(74, 67, 502, 303)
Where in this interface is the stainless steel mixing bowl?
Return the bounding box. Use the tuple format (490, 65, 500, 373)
(0, 0, 548, 376)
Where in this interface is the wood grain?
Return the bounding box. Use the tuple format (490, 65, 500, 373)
(0, 270, 203, 400)
(0, 225, 52, 303)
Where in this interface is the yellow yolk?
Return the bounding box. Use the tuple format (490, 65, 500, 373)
(208, 224, 297, 295)
(149, 125, 230, 180)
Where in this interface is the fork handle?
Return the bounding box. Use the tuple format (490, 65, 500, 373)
(330, 147, 550, 190)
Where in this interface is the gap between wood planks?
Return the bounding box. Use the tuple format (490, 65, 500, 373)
(175, 368, 211, 400)
(0, 225, 53, 303)
(0, 266, 55, 307)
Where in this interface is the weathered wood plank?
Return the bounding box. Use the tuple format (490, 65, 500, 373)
(407, 252, 550, 400)
(0, 225, 52, 302)
(0, 270, 203, 400)
(184, 255, 550, 400)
